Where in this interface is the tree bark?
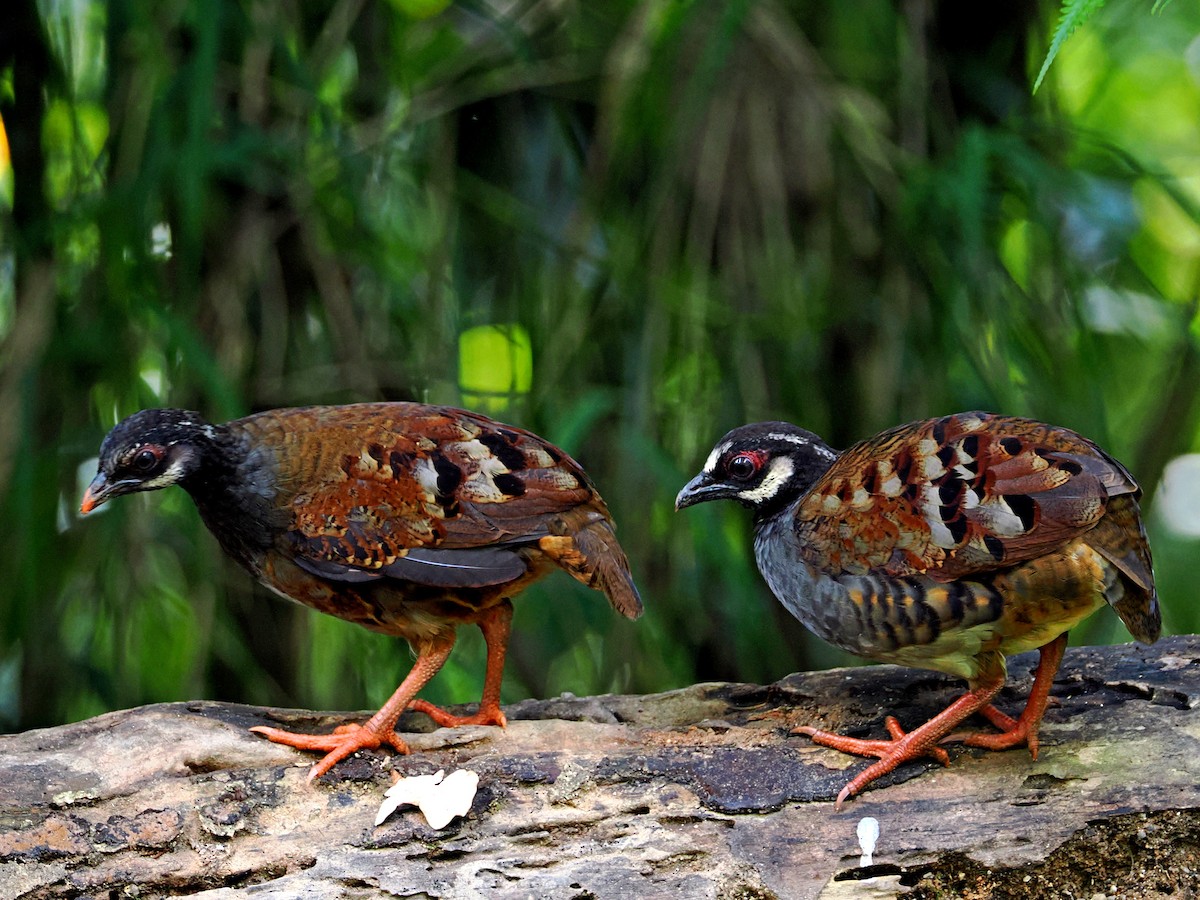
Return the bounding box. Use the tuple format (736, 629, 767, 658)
(2, 637, 1197, 899)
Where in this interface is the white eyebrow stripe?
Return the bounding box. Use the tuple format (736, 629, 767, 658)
(703, 441, 732, 474)
(766, 431, 837, 460)
(766, 431, 809, 444)
(169, 421, 218, 441)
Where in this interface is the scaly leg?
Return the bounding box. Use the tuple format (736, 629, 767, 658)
(409, 600, 513, 729)
(251, 635, 456, 781)
(945, 633, 1068, 759)
(794, 671, 1005, 808)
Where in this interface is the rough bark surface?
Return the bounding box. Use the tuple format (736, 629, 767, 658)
(2, 637, 1198, 899)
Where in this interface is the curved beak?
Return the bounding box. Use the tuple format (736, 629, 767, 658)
(675, 472, 728, 510)
(80, 472, 113, 515)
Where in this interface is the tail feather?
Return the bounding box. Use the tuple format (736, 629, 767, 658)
(571, 519, 644, 619)
(1090, 494, 1160, 643)
(537, 510, 643, 619)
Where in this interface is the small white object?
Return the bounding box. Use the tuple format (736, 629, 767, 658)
(857, 816, 880, 867)
(375, 768, 480, 829)
(1157, 454, 1200, 537)
(151, 222, 173, 259)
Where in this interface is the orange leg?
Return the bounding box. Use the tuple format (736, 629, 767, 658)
(794, 673, 1005, 808)
(409, 601, 513, 729)
(945, 633, 1068, 759)
(250, 635, 456, 782)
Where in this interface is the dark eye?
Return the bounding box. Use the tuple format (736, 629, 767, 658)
(727, 454, 757, 480)
(131, 448, 160, 473)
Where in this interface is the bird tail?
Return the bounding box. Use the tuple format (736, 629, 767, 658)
(1089, 494, 1160, 644)
(538, 509, 644, 619)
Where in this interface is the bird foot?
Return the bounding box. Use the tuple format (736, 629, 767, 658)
(249, 722, 411, 781)
(941, 701, 1045, 758)
(943, 711, 1042, 758)
(793, 716, 952, 809)
(408, 698, 507, 729)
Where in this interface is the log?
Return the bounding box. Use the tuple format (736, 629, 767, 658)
(2, 636, 1198, 899)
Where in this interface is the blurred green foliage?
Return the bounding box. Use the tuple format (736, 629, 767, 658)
(1, 0, 1198, 733)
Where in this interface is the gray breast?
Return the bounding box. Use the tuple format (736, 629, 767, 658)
(752, 516, 901, 658)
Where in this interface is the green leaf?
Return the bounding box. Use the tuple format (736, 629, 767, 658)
(1034, 0, 1107, 94)
(458, 324, 534, 415)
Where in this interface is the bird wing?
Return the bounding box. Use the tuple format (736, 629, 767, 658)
(793, 411, 1140, 581)
(244, 404, 600, 588)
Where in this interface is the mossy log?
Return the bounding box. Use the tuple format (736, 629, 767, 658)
(2, 637, 1198, 898)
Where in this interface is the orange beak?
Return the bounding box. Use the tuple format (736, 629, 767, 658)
(80, 473, 109, 515)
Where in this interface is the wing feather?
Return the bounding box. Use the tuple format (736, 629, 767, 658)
(794, 412, 1139, 581)
(237, 403, 600, 583)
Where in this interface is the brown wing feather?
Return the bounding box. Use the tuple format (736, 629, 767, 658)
(795, 412, 1138, 581)
(233, 403, 642, 616)
(237, 403, 594, 563)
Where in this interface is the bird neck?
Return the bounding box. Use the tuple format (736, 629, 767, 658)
(180, 426, 282, 572)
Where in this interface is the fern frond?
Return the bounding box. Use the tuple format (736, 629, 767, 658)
(1033, 0, 1107, 94)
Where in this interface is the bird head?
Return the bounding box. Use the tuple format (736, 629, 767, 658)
(81, 409, 219, 514)
(675, 421, 839, 519)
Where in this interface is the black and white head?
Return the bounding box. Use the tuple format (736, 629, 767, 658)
(81, 409, 220, 513)
(675, 422, 839, 520)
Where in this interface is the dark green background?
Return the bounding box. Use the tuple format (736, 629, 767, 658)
(2, 0, 1198, 733)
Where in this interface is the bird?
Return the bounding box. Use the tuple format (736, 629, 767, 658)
(80, 402, 643, 780)
(676, 411, 1159, 807)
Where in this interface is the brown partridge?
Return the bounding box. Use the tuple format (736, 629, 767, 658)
(676, 412, 1159, 807)
(81, 403, 642, 779)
